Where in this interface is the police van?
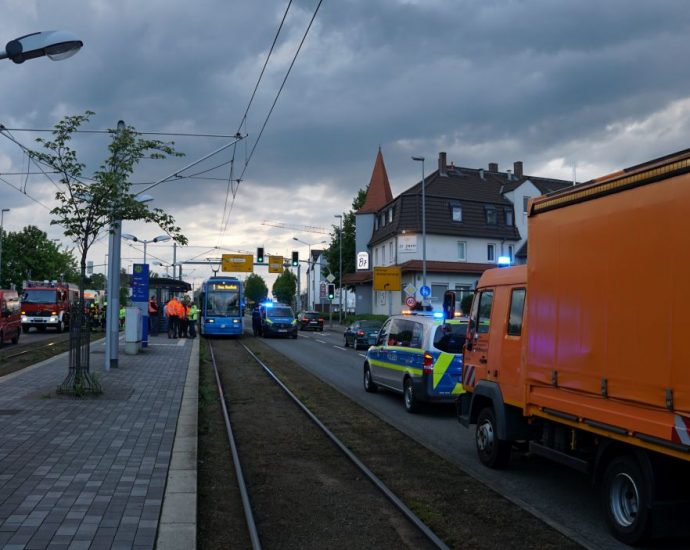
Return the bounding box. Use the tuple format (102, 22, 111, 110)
(363, 305, 467, 413)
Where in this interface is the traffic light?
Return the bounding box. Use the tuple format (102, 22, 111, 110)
(291, 251, 299, 267)
(257, 247, 264, 263)
(327, 283, 335, 300)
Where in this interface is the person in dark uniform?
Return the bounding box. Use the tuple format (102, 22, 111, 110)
(252, 306, 262, 336)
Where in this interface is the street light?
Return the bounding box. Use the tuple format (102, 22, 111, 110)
(412, 156, 427, 295)
(335, 214, 343, 322)
(293, 237, 326, 310)
(0, 209, 9, 286)
(122, 233, 171, 264)
(1, 31, 83, 64)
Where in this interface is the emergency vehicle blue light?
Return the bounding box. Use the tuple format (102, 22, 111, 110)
(433, 311, 444, 319)
(262, 301, 274, 308)
(497, 256, 512, 266)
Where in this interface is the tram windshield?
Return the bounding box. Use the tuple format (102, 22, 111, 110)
(206, 290, 241, 317)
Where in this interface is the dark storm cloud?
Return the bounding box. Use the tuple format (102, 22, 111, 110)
(2, 0, 690, 285)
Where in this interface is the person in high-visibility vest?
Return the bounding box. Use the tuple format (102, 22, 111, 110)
(165, 296, 181, 338)
(188, 302, 198, 338)
(119, 305, 126, 329)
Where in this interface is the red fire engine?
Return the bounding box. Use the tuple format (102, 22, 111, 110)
(20, 281, 79, 333)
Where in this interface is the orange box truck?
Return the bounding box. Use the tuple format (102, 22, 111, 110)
(458, 148, 690, 545)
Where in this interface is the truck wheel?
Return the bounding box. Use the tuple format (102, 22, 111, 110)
(476, 407, 511, 468)
(11, 330, 19, 345)
(601, 455, 652, 545)
(403, 377, 419, 413)
(363, 364, 378, 393)
(57, 320, 65, 333)
(0, 332, 4, 348)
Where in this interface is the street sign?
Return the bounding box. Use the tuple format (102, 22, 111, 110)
(404, 284, 416, 296)
(222, 254, 253, 273)
(420, 285, 431, 298)
(320, 282, 326, 298)
(405, 296, 417, 308)
(326, 273, 335, 283)
(373, 266, 401, 291)
(356, 251, 369, 270)
(268, 255, 284, 274)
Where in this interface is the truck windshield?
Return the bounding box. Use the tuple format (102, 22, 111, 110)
(206, 291, 240, 317)
(22, 290, 57, 304)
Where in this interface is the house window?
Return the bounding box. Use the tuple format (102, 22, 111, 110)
(389, 242, 394, 264)
(505, 208, 514, 226)
(388, 208, 394, 223)
(523, 196, 531, 214)
(457, 241, 467, 261)
(507, 245, 514, 261)
(450, 202, 462, 222)
(485, 206, 497, 225)
(374, 248, 379, 266)
(382, 245, 386, 265)
(487, 243, 495, 262)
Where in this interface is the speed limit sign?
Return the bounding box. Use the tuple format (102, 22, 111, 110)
(405, 296, 417, 308)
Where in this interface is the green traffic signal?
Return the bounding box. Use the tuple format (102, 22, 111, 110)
(257, 247, 264, 263)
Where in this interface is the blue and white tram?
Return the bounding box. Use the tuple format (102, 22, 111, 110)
(199, 277, 244, 336)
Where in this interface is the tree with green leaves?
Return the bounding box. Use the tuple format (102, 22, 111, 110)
(272, 269, 297, 308)
(244, 273, 268, 306)
(29, 111, 187, 301)
(1, 225, 78, 289)
(323, 188, 367, 287)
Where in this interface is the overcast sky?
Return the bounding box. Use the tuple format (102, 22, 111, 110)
(2, 0, 690, 291)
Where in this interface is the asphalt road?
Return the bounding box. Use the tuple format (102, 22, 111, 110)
(255, 323, 689, 550)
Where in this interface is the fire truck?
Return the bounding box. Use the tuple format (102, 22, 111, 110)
(20, 281, 79, 333)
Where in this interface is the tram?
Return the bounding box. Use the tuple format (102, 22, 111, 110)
(198, 276, 244, 337)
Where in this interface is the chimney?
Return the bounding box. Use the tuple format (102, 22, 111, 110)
(479, 168, 485, 180)
(506, 169, 513, 181)
(438, 151, 447, 177)
(488, 162, 498, 172)
(514, 161, 523, 178)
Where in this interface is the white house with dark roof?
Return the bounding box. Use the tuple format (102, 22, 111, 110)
(344, 150, 573, 315)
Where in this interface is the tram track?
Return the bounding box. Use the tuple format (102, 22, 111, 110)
(0, 334, 72, 377)
(199, 336, 581, 549)
(205, 337, 445, 549)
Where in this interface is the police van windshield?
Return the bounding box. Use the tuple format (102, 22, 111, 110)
(22, 290, 58, 304)
(268, 306, 293, 318)
(433, 322, 468, 353)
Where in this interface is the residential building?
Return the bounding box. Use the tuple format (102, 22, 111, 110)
(344, 150, 573, 315)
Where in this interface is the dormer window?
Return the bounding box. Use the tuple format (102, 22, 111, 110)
(485, 206, 497, 225)
(505, 208, 514, 226)
(388, 207, 394, 223)
(450, 201, 462, 222)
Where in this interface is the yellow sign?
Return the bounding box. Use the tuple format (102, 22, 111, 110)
(268, 255, 284, 274)
(373, 266, 401, 291)
(221, 254, 253, 273)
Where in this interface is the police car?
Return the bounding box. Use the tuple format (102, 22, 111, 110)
(363, 310, 467, 413)
(260, 302, 298, 338)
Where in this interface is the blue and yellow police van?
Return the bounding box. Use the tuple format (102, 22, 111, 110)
(363, 309, 467, 413)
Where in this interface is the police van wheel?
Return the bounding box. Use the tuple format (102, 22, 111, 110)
(363, 365, 378, 393)
(403, 378, 419, 413)
(476, 407, 511, 468)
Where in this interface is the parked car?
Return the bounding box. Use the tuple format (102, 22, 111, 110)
(260, 303, 298, 338)
(0, 289, 21, 347)
(363, 312, 468, 413)
(344, 320, 382, 350)
(297, 311, 324, 331)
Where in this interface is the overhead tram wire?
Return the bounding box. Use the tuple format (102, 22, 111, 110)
(216, 0, 325, 246)
(0, 128, 237, 139)
(215, 0, 294, 246)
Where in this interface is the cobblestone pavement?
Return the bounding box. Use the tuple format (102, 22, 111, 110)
(0, 335, 195, 550)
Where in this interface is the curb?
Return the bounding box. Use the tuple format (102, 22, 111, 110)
(156, 336, 199, 549)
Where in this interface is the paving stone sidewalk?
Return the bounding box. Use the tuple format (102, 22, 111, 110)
(0, 334, 196, 550)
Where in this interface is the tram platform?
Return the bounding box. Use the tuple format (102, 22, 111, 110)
(0, 333, 198, 550)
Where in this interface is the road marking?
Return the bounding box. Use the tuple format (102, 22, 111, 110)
(333, 345, 346, 350)
(358, 353, 367, 358)
(316, 339, 328, 344)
